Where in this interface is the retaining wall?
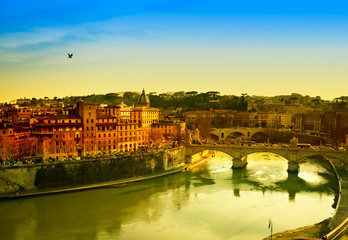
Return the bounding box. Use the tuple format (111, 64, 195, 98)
(0, 147, 186, 196)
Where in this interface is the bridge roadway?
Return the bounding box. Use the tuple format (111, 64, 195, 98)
(185, 144, 348, 172)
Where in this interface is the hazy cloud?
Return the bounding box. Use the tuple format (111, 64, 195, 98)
(0, 27, 72, 48)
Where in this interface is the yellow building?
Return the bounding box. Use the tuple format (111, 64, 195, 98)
(131, 89, 159, 128)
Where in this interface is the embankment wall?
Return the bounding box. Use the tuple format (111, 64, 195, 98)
(0, 147, 186, 196)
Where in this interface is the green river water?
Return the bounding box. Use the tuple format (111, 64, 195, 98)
(0, 152, 338, 240)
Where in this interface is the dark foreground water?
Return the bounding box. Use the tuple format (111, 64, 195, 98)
(0, 152, 338, 240)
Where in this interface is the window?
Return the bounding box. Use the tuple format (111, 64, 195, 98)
(91, 119, 93, 123)
(86, 119, 89, 123)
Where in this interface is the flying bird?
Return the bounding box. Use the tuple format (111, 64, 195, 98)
(67, 53, 73, 58)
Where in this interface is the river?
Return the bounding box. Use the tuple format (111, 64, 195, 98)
(0, 152, 338, 240)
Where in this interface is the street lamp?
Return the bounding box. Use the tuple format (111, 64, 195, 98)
(268, 219, 273, 240)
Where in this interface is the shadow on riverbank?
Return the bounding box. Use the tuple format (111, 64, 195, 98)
(262, 218, 331, 240)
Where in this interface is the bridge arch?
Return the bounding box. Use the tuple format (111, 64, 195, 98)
(185, 146, 293, 170)
(185, 145, 339, 172)
(251, 132, 269, 142)
(186, 148, 235, 160)
(208, 133, 219, 142)
(237, 150, 290, 162)
(225, 132, 245, 142)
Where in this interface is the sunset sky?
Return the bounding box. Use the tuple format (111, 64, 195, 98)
(1, 0, 347, 102)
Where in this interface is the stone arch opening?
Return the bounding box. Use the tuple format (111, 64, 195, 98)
(251, 132, 269, 143)
(225, 132, 244, 143)
(208, 134, 219, 143)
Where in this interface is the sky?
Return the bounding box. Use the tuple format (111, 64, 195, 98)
(1, 0, 348, 102)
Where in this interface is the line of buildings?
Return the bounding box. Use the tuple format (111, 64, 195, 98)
(1, 90, 348, 162)
(0, 90, 186, 162)
(183, 109, 348, 144)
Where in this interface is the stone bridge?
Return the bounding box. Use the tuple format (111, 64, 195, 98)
(210, 127, 269, 142)
(185, 144, 348, 172)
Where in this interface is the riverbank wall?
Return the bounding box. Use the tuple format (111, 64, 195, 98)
(0, 147, 187, 198)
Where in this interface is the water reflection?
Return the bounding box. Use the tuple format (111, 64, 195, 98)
(0, 152, 337, 240)
(230, 153, 337, 201)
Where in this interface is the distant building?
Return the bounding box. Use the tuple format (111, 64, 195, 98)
(1, 106, 31, 124)
(184, 109, 235, 128)
(293, 112, 323, 133)
(131, 89, 159, 129)
(151, 121, 186, 142)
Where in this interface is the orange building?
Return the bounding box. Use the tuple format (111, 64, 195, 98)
(0, 123, 34, 162)
(32, 115, 83, 160)
(77, 101, 97, 156)
(13, 125, 33, 159)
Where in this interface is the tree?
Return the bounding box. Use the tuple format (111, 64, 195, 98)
(288, 97, 298, 105)
(289, 137, 298, 147)
(0, 135, 14, 163)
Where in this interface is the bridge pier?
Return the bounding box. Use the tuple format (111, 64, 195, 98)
(232, 156, 248, 169)
(287, 161, 299, 173)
